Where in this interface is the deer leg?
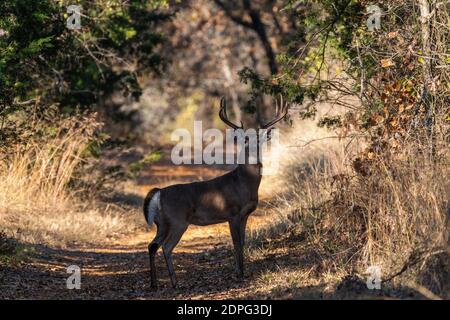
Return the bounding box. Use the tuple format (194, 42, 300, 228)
(240, 215, 249, 248)
(148, 226, 166, 289)
(148, 241, 159, 289)
(229, 217, 244, 278)
(162, 226, 187, 289)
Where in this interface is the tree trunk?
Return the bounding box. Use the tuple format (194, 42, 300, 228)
(418, 0, 435, 158)
(243, 0, 278, 75)
(221, 58, 242, 124)
(419, 0, 433, 87)
(214, 0, 278, 76)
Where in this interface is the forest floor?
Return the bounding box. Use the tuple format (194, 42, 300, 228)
(0, 151, 430, 300)
(0, 215, 271, 299)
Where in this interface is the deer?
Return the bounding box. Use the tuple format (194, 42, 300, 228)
(143, 95, 289, 289)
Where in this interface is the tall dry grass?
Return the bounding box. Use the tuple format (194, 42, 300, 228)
(253, 118, 449, 298)
(0, 115, 139, 246)
(1, 117, 93, 212)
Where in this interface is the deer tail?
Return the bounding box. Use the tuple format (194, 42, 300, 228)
(143, 188, 161, 227)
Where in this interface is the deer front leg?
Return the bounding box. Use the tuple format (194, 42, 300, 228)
(229, 217, 244, 278)
(240, 215, 249, 248)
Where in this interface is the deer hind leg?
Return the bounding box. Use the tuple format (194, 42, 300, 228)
(229, 217, 244, 278)
(162, 225, 187, 289)
(148, 225, 166, 289)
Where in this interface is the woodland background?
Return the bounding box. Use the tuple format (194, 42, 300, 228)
(0, 0, 449, 299)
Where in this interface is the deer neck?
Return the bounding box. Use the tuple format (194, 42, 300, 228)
(237, 163, 262, 183)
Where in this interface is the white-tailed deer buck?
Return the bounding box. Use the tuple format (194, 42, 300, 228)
(143, 96, 289, 289)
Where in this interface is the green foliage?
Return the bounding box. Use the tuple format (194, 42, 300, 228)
(237, 0, 365, 119)
(82, 132, 110, 159)
(128, 150, 163, 175)
(141, 150, 163, 164)
(0, 0, 172, 147)
(318, 115, 342, 129)
(238, 67, 305, 112)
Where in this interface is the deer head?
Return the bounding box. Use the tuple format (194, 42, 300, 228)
(219, 95, 290, 166)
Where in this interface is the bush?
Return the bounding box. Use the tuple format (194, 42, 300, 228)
(254, 140, 449, 297)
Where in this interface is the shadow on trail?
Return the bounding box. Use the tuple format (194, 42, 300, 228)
(0, 232, 318, 299)
(100, 191, 144, 208)
(1, 232, 432, 299)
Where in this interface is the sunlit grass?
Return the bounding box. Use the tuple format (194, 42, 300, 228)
(0, 117, 140, 247)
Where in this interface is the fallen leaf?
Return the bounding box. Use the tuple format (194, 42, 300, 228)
(388, 31, 398, 38)
(381, 59, 395, 68)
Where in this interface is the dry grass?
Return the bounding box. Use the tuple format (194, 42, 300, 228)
(251, 118, 449, 299)
(0, 116, 140, 247)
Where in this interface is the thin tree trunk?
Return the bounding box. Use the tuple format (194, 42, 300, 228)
(419, 0, 433, 86)
(243, 0, 278, 75)
(214, 0, 278, 76)
(221, 58, 242, 124)
(418, 0, 435, 158)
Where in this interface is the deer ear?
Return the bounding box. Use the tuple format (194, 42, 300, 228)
(267, 128, 273, 141)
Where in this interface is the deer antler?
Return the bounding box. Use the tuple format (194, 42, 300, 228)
(219, 97, 244, 130)
(261, 94, 290, 129)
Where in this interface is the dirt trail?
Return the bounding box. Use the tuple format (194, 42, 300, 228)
(0, 161, 275, 299)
